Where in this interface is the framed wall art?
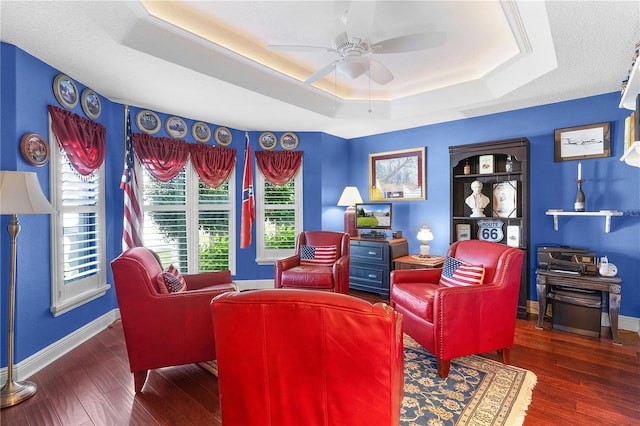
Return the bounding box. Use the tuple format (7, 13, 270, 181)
(53, 73, 78, 109)
(192, 122, 211, 143)
(166, 116, 187, 139)
(280, 132, 299, 150)
(214, 126, 232, 146)
(554, 122, 611, 161)
(492, 180, 517, 218)
(81, 88, 101, 119)
(456, 223, 471, 241)
(478, 154, 494, 174)
(20, 133, 49, 166)
(136, 110, 160, 134)
(259, 132, 277, 150)
(369, 147, 425, 201)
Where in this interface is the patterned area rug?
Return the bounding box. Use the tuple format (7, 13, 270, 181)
(199, 335, 536, 426)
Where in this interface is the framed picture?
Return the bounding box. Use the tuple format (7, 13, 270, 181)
(214, 126, 232, 146)
(456, 223, 471, 241)
(81, 89, 101, 119)
(280, 132, 299, 150)
(492, 180, 517, 218)
(20, 133, 49, 166)
(259, 132, 277, 150)
(192, 121, 211, 143)
(478, 154, 494, 174)
(554, 122, 611, 161)
(136, 110, 160, 134)
(369, 147, 425, 201)
(53, 73, 78, 109)
(166, 116, 187, 139)
(507, 225, 520, 247)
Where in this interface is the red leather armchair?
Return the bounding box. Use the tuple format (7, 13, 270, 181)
(274, 231, 350, 294)
(211, 289, 404, 426)
(110, 247, 236, 392)
(390, 240, 524, 378)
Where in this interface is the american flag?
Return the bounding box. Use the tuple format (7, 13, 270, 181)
(240, 133, 254, 249)
(120, 107, 143, 250)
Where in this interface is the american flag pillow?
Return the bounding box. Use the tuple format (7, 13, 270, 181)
(439, 256, 485, 287)
(300, 245, 337, 267)
(156, 264, 187, 293)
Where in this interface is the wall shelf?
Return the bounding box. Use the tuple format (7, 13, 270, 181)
(545, 209, 623, 233)
(620, 141, 640, 167)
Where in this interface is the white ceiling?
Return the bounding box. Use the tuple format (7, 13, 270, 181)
(1, 1, 639, 139)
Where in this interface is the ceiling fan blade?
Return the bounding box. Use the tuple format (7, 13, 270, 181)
(367, 58, 394, 85)
(304, 60, 339, 85)
(371, 31, 446, 54)
(345, 1, 376, 40)
(267, 44, 335, 53)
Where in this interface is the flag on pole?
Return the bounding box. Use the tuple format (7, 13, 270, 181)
(240, 133, 255, 249)
(120, 107, 143, 250)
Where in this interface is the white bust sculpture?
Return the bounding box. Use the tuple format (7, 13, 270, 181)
(465, 180, 490, 217)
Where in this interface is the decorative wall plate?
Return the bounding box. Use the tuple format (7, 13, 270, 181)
(53, 73, 78, 109)
(259, 132, 277, 150)
(81, 88, 101, 119)
(192, 121, 211, 143)
(20, 133, 49, 166)
(214, 127, 232, 146)
(166, 116, 187, 139)
(136, 110, 160, 134)
(280, 132, 299, 150)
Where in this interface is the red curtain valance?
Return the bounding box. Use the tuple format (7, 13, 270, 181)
(188, 144, 236, 188)
(256, 150, 303, 186)
(48, 105, 106, 176)
(133, 133, 189, 182)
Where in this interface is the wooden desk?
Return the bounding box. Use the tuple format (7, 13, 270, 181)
(535, 269, 622, 344)
(393, 255, 445, 270)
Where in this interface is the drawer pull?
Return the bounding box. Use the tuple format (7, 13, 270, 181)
(368, 274, 377, 278)
(368, 251, 376, 255)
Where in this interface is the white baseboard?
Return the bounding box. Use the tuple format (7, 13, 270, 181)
(0, 309, 120, 383)
(527, 300, 640, 333)
(234, 279, 275, 291)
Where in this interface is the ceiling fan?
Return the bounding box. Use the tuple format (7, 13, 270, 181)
(267, 2, 446, 86)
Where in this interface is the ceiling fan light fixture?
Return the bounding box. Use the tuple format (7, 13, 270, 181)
(339, 57, 369, 79)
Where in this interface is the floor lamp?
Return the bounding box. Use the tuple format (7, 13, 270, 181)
(0, 171, 55, 408)
(337, 186, 363, 237)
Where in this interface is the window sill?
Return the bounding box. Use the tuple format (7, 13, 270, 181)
(50, 283, 111, 317)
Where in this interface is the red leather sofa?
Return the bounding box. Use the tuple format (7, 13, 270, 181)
(274, 230, 350, 293)
(390, 240, 524, 378)
(110, 247, 236, 392)
(211, 289, 404, 426)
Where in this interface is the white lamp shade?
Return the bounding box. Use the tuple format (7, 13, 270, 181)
(416, 227, 434, 242)
(337, 186, 363, 207)
(0, 171, 55, 215)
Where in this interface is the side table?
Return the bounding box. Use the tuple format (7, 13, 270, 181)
(393, 255, 445, 270)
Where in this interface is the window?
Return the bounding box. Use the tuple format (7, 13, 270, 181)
(255, 165, 303, 264)
(50, 137, 109, 316)
(140, 161, 235, 273)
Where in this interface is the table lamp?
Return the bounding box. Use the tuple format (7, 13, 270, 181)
(417, 226, 434, 257)
(0, 171, 55, 408)
(337, 186, 363, 237)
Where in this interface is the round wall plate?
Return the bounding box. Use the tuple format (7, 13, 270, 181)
(53, 73, 78, 109)
(20, 133, 49, 166)
(280, 132, 299, 150)
(214, 127, 232, 146)
(136, 110, 160, 134)
(259, 132, 277, 150)
(192, 121, 211, 143)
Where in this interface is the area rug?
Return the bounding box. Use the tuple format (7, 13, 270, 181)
(199, 335, 536, 426)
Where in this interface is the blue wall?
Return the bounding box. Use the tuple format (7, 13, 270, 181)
(1, 43, 639, 368)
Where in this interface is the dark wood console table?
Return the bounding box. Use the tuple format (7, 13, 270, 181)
(535, 269, 622, 344)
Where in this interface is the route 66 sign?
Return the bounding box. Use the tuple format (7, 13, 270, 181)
(477, 219, 504, 242)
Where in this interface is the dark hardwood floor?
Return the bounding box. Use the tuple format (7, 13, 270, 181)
(2, 289, 639, 425)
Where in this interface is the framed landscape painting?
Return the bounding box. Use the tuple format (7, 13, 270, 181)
(369, 147, 425, 201)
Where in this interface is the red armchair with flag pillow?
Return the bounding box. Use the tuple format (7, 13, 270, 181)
(110, 247, 237, 392)
(274, 231, 350, 294)
(211, 289, 404, 426)
(390, 240, 524, 378)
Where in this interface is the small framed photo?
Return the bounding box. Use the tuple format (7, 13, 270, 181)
(214, 127, 232, 146)
(53, 73, 78, 109)
(507, 225, 520, 247)
(20, 133, 49, 167)
(259, 132, 277, 150)
(478, 155, 494, 174)
(492, 180, 517, 218)
(136, 110, 160, 134)
(280, 132, 299, 150)
(81, 89, 101, 119)
(456, 223, 471, 241)
(554, 122, 611, 161)
(166, 116, 187, 139)
(192, 122, 211, 143)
